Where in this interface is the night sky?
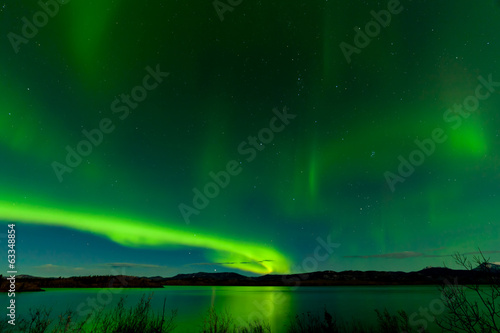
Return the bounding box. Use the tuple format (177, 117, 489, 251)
(1, 0, 500, 277)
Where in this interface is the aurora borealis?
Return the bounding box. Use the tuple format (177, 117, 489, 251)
(1, 0, 500, 278)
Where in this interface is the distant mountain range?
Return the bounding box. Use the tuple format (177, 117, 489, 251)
(473, 262, 500, 272)
(2, 264, 499, 292)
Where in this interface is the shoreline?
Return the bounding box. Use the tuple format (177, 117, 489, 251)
(2, 267, 499, 292)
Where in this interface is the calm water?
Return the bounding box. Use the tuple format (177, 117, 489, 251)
(3, 285, 476, 332)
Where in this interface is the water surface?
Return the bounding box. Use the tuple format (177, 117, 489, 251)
(7, 285, 474, 332)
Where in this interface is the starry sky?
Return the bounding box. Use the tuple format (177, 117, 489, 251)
(1, 0, 500, 277)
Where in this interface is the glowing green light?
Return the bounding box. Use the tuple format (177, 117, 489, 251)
(0, 201, 291, 274)
(447, 120, 488, 156)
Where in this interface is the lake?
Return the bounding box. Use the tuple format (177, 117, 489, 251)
(4, 285, 476, 332)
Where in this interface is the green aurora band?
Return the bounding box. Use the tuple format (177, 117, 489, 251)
(0, 201, 291, 274)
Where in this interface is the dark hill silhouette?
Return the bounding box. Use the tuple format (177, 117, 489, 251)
(2, 264, 498, 291)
